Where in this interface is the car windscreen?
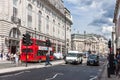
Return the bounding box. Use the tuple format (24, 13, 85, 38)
(67, 53, 77, 57)
(88, 55, 97, 59)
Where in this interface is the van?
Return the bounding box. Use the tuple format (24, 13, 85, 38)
(65, 51, 83, 64)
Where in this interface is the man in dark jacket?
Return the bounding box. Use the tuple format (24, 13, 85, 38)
(45, 49, 52, 66)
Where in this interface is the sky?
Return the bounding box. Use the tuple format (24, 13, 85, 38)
(63, 0, 116, 39)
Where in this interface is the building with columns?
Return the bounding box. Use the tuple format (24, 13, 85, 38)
(71, 33, 108, 55)
(0, 0, 72, 54)
(113, 0, 120, 51)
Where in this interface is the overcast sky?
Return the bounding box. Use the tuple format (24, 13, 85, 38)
(63, 0, 116, 39)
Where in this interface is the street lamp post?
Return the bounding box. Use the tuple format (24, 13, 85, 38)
(64, 11, 67, 54)
(35, 28, 36, 38)
(84, 31, 86, 52)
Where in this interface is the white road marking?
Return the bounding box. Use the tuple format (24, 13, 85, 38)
(45, 73, 63, 80)
(24, 70, 31, 73)
(89, 76, 97, 80)
(14, 71, 24, 75)
(0, 74, 13, 78)
(0, 71, 30, 78)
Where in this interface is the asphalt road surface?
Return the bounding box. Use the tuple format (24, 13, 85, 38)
(0, 58, 106, 80)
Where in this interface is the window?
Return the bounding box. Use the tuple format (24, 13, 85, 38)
(27, 4, 32, 28)
(58, 29, 59, 35)
(53, 20, 55, 34)
(13, 7, 17, 16)
(13, 0, 18, 6)
(58, 23, 60, 37)
(13, 0, 18, 17)
(37, 1, 40, 8)
(22, 49, 33, 53)
(36, 40, 46, 46)
(38, 11, 42, 31)
(27, 0, 31, 1)
(37, 50, 47, 56)
(46, 16, 49, 34)
(9, 28, 20, 38)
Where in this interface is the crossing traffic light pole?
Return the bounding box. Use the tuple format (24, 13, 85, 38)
(107, 39, 115, 77)
(26, 45, 28, 67)
(22, 33, 31, 67)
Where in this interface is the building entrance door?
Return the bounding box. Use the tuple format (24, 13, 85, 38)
(9, 39, 19, 54)
(8, 28, 21, 54)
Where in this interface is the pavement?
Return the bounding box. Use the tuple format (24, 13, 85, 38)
(99, 63, 120, 80)
(0, 59, 120, 80)
(0, 60, 65, 75)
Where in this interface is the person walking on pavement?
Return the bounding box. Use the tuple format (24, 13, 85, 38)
(0, 52, 2, 60)
(14, 52, 19, 66)
(45, 48, 52, 66)
(115, 49, 120, 77)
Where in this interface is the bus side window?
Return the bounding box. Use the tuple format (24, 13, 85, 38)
(37, 50, 43, 56)
(37, 50, 40, 56)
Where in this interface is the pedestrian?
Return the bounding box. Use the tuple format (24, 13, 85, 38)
(115, 49, 120, 77)
(14, 53, 19, 66)
(10, 53, 14, 63)
(0, 52, 2, 60)
(0, 52, 3, 60)
(45, 49, 52, 66)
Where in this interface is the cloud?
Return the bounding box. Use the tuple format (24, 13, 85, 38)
(63, 0, 115, 39)
(89, 0, 115, 27)
(102, 26, 113, 33)
(64, 0, 79, 4)
(89, 17, 113, 27)
(80, 0, 93, 6)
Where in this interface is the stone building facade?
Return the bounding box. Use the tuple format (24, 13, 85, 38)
(71, 33, 108, 55)
(0, 0, 72, 54)
(113, 0, 120, 50)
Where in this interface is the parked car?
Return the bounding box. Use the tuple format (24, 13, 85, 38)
(65, 51, 83, 64)
(87, 54, 99, 66)
(53, 53, 63, 60)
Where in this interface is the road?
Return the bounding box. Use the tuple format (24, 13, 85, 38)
(0, 58, 106, 80)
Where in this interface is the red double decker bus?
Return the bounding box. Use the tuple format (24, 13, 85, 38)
(20, 38, 54, 62)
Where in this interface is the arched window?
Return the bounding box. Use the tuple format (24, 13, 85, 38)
(38, 11, 42, 31)
(9, 28, 20, 39)
(46, 16, 49, 34)
(27, 4, 32, 28)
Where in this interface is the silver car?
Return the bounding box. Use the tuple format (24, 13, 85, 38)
(65, 53, 83, 64)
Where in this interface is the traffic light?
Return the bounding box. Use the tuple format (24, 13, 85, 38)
(22, 33, 31, 45)
(22, 34, 27, 44)
(46, 39, 51, 47)
(108, 40, 111, 48)
(26, 33, 31, 43)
